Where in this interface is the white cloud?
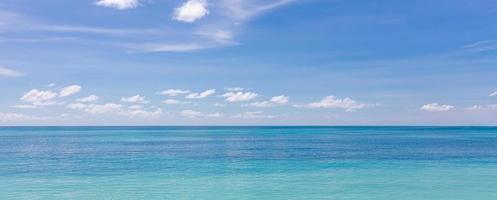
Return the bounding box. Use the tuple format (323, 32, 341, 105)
(180, 109, 222, 118)
(186, 89, 216, 99)
(462, 40, 497, 53)
(76, 95, 99, 103)
(222, 91, 258, 102)
(12, 104, 38, 109)
(420, 103, 455, 112)
(20, 89, 58, 106)
(172, 0, 209, 23)
(0, 66, 24, 77)
(466, 105, 484, 111)
(59, 85, 82, 97)
(90, 103, 123, 114)
(121, 95, 149, 104)
(234, 111, 275, 119)
(225, 87, 244, 92)
(158, 89, 191, 96)
(0, 112, 43, 122)
(247, 101, 272, 108)
(304, 96, 366, 112)
(219, 0, 294, 20)
(490, 91, 497, 97)
(465, 104, 497, 111)
(214, 103, 225, 107)
(47, 83, 55, 87)
(67, 102, 162, 118)
(67, 102, 89, 110)
(95, 0, 139, 10)
(162, 99, 185, 105)
(270, 95, 289, 104)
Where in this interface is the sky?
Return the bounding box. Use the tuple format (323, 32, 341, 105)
(1, 0, 497, 125)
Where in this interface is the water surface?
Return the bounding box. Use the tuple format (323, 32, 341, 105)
(1, 126, 496, 199)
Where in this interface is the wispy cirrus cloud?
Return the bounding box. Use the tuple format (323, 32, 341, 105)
(0, 0, 295, 53)
(462, 40, 497, 53)
(0, 66, 24, 77)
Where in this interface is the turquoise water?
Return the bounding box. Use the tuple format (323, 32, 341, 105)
(1, 126, 497, 199)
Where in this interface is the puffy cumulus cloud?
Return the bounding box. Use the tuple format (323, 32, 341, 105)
(59, 85, 82, 97)
(0, 66, 24, 77)
(270, 95, 289, 104)
(76, 95, 99, 103)
(121, 95, 149, 104)
(172, 0, 209, 23)
(222, 91, 258, 102)
(303, 96, 366, 112)
(490, 91, 497, 97)
(95, 0, 139, 10)
(420, 103, 455, 112)
(186, 89, 215, 99)
(20, 89, 58, 106)
(180, 109, 223, 118)
(158, 89, 191, 97)
(234, 111, 275, 119)
(67, 102, 162, 118)
(244, 95, 289, 107)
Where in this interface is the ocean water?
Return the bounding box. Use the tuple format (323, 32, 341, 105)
(0, 126, 496, 200)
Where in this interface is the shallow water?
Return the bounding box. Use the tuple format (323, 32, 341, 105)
(1, 126, 496, 199)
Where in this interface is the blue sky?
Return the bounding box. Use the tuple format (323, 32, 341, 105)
(1, 0, 497, 125)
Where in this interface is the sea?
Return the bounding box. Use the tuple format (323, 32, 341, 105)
(0, 126, 496, 199)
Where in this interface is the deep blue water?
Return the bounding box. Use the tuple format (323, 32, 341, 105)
(1, 126, 496, 199)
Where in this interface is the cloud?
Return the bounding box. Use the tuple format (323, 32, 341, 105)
(76, 95, 99, 103)
(121, 95, 149, 104)
(222, 91, 258, 102)
(234, 111, 275, 119)
(466, 105, 484, 111)
(218, 0, 294, 20)
(186, 89, 216, 99)
(172, 0, 209, 23)
(0, 66, 24, 77)
(0, 112, 44, 122)
(59, 85, 82, 97)
(270, 95, 289, 104)
(214, 103, 225, 107)
(180, 109, 223, 118)
(95, 0, 139, 10)
(225, 87, 244, 92)
(247, 101, 272, 108)
(420, 103, 455, 112)
(162, 99, 188, 105)
(67, 102, 162, 118)
(20, 89, 58, 106)
(465, 104, 497, 111)
(303, 96, 366, 112)
(490, 91, 497, 97)
(158, 89, 191, 96)
(12, 104, 38, 109)
(462, 40, 497, 53)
